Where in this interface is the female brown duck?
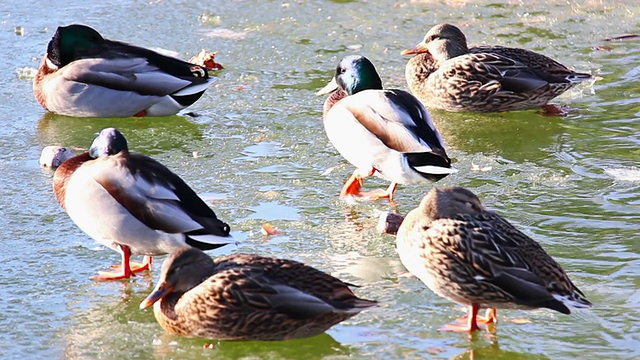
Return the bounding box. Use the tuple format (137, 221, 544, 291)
(140, 248, 377, 340)
(402, 23, 592, 112)
(395, 186, 591, 332)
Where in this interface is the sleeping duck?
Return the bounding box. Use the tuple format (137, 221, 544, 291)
(34, 24, 215, 117)
(140, 247, 378, 340)
(318, 55, 456, 202)
(53, 128, 235, 280)
(401, 23, 592, 113)
(40, 146, 75, 168)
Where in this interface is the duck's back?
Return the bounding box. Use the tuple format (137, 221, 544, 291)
(469, 45, 591, 84)
(161, 253, 376, 340)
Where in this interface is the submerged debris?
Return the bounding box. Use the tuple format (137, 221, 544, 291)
(376, 211, 405, 235)
(604, 34, 640, 42)
(261, 223, 282, 236)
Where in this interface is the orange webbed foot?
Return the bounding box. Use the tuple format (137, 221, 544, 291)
(91, 246, 150, 281)
(91, 269, 134, 281)
(440, 322, 480, 333)
(454, 308, 497, 325)
(359, 182, 398, 202)
(340, 174, 365, 197)
(340, 168, 375, 198)
(340, 169, 398, 203)
(108, 256, 152, 274)
(444, 304, 483, 333)
(477, 308, 497, 324)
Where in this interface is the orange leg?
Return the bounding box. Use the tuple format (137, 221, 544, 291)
(340, 168, 397, 201)
(454, 307, 498, 325)
(441, 304, 481, 332)
(340, 168, 375, 197)
(91, 245, 149, 281)
(108, 255, 152, 273)
(360, 182, 398, 201)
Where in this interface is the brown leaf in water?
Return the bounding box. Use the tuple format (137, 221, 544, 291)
(189, 49, 224, 71)
(593, 45, 614, 51)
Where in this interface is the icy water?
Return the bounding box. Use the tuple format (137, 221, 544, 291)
(1, 0, 640, 359)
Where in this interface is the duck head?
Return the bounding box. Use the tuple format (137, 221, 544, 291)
(89, 127, 129, 158)
(139, 248, 215, 309)
(317, 55, 383, 96)
(47, 24, 105, 68)
(420, 186, 486, 220)
(334, 55, 383, 95)
(402, 23, 469, 62)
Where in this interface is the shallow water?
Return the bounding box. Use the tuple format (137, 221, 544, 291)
(1, 0, 640, 359)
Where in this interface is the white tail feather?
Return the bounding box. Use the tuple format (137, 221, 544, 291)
(189, 233, 237, 246)
(172, 78, 216, 96)
(413, 165, 458, 175)
(566, 73, 592, 83)
(552, 293, 592, 310)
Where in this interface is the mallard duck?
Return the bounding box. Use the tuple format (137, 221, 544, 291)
(40, 146, 75, 168)
(139, 247, 378, 340)
(395, 186, 591, 332)
(318, 55, 456, 201)
(34, 24, 215, 117)
(53, 128, 235, 280)
(401, 23, 592, 113)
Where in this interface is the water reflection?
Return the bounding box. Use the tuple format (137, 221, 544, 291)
(36, 112, 205, 155)
(61, 281, 156, 359)
(450, 338, 550, 360)
(149, 332, 353, 360)
(61, 280, 356, 359)
(430, 110, 566, 164)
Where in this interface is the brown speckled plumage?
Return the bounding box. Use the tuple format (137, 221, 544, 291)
(141, 248, 377, 340)
(395, 186, 591, 331)
(402, 23, 592, 112)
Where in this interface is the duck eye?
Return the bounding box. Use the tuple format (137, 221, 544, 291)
(167, 266, 179, 277)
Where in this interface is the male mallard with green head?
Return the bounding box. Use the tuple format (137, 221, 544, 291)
(34, 24, 215, 117)
(53, 128, 235, 280)
(319, 55, 456, 201)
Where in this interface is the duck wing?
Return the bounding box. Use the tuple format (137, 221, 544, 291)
(437, 52, 553, 97)
(92, 153, 231, 246)
(60, 56, 211, 97)
(425, 213, 588, 312)
(200, 254, 378, 317)
(472, 45, 592, 84)
(341, 89, 448, 155)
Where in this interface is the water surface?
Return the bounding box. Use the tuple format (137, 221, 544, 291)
(1, 0, 639, 359)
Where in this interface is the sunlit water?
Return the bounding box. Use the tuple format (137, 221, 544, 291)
(1, 0, 639, 359)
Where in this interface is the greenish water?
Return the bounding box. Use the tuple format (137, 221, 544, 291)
(1, 0, 639, 359)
